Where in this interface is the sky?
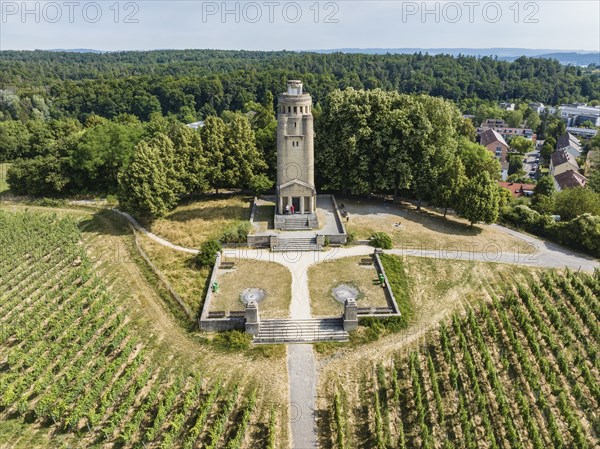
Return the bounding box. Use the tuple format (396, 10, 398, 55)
(0, 1, 599, 52)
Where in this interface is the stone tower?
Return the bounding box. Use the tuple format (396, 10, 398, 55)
(275, 80, 318, 229)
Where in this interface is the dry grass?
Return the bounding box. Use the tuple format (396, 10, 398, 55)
(210, 259, 292, 319)
(137, 233, 209, 316)
(308, 256, 389, 317)
(148, 195, 252, 248)
(342, 197, 535, 254)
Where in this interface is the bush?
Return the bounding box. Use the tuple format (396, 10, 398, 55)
(220, 221, 251, 244)
(211, 330, 252, 351)
(27, 198, 67, 207)
(196, 239, 221, 268)
(501, 205, 600, 257)
(370, 232, 392, 249)
(346, 230, 357, 244)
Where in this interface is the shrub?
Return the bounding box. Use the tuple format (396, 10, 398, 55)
(27, 198, 67, 207)
(370, 232, 392, 249)
(220, 221, 251, 244)
(196, 239, 221, 268)
(346, 230, 357, 244)
(211, 330, 252, 351)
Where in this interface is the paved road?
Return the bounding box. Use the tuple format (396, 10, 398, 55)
(287, 344, 319, 449)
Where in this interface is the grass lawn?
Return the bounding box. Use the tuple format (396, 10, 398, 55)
(341, 197, 535, 254)
(309, 256, 389, 317)
(210, 259, 291, 319)
(137, 233, 209, 316)
(0, 163, 11, 194)
(148, 194, 252, 248)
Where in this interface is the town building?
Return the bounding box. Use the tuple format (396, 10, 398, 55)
(479, 128, 509, 180)
(566, 127, 598, 139)
(550, 149, 580, 177)
(558, 104, 600, 127)
(553, 170, 587, 191)
(477, 119, 535, 142)
(556, 132, 582, 159)
(498, 182, 535, 197)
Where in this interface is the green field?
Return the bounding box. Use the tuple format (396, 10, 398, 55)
(322, 268, 600, 449)
(0, 208, 286, 448)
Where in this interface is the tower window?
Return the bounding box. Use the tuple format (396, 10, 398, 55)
(288, 106, 291, 113)
(294, 122, 297, 128)
(300, 106, 303, 113)
(294, 106, 297, 113)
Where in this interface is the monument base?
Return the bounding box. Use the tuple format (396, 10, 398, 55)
(274, 213, 319, 230)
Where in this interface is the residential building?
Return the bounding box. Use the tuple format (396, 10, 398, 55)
(566, 127, 598, 139)
(500, 102, 515, 111)
(479, 128, 509, 180)
(553, 170, 587, 191)
(556, 133, 582, 159)
(498, 182, 535, 197)
(528, 102, 545, 114)
(478, 119, 535, 142)
(558, 104, 600, 127)
(550, 149, 579, 177)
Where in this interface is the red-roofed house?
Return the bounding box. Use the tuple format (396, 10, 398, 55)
(498, 182, 536, 197)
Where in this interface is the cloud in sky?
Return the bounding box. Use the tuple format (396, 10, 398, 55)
(1, 1, 598, 51)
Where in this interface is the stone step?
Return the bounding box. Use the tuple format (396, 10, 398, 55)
(254, 319, 348, 344)
(272, 237, 321, 252)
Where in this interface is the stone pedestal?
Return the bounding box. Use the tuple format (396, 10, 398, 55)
(245, 301, 260, 335)
(343, 298, 358, 331)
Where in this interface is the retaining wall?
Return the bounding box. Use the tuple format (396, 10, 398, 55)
(132, 231, 194, 320)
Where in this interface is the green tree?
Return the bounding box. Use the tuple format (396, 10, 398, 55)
(458, 138, 502, 179)
(201, 116, 227, 193)
(223, 112, 268, 189)
(6, 155, 70, 196)
(510, 136, 534, 154)
(432, 156, 467, 217)
(117, 133, 182, 220)
(533, 175, 555, 197)
(505, 110, 523, 127)
(525, 112, 541, 131)
(248, 173, 273, 196)
(554, 187, 600, 220)
(587, 169, 600, 193)
(457, 171, 500, 226)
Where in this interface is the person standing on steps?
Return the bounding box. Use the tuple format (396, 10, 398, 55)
(285, 204, 290, 215)
(291, 204, 295, 215)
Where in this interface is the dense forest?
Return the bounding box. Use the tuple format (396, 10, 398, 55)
(1, 50, 599, 123)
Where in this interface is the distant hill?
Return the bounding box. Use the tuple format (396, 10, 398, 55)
(314, 48, 600, 66)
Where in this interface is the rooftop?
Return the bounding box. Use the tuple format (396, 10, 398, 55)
(498, 182, 536, 197)
(556, 132, 581, 151)
(554, 170, 587, 190)
(551, 149, 578, 169)
(479, 128, 508, 148)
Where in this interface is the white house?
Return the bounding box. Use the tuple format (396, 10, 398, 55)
(556, 133, 582, 159)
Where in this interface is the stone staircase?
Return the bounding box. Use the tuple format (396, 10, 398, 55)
(272, 237, 321, 252)
(253, 318, 348, 344)
(280, 214, 318, 231)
